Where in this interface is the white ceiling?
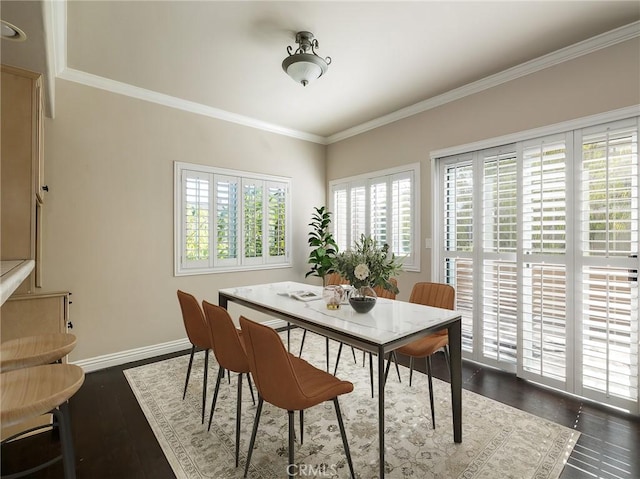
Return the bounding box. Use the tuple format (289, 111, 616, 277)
(2, 1, 639, 142)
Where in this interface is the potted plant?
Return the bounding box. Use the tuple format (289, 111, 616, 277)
(334, 234, 403, 313)
(305, 206, 339, 286)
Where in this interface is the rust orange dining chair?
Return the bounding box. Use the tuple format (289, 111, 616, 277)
(239, 316, 356, 479)
(202, 301, 255, 467)
(395, 282, 455, 429)
(177, 290, 211, 424)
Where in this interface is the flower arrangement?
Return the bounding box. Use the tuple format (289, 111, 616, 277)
(334, 234, 402, 294)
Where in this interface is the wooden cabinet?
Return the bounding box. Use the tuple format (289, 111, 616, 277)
(1, 65, 44, 292)
(0, 292, 70, 341)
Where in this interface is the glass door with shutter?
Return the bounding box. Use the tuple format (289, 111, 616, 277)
(436, 117, 639, 413)
(576, 120, 638, 411)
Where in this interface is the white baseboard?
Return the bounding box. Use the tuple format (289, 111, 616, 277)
(73, 319, 290, 373)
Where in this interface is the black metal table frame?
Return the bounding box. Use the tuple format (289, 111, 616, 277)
(219, 290, 462, 479)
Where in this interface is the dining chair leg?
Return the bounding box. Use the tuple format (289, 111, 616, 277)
(288, 410, 295, 479)
(392, 351, 402, 382)
(350, 346, 357, 363)
(409, 357, 414, 387)
(244, 396, 264, 478)
(202, 348, 209, 424)
(298, 329, 307, 357)
(426, 356, 436, 429)
(333, 398, 356, 479)
(299, 409, 304, 445)
(207, 366, 224, 431)
(55, 402, 77, 479)
(235, 373, 243, 467)
(287, 323, 291, 351)
(183, 345, 196, 399)
(247, 374, 256, 405)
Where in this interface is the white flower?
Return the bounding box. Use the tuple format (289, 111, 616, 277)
(354, 263, 370, 281)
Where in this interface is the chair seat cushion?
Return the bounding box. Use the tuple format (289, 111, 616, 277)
(397, 333, 448, 358)
(286, 355, 354, 410)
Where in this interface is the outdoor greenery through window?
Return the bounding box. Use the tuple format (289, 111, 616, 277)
(175, 162, 290, 275)
(330, 164, 419, 271)
(433, 115, 639, 414)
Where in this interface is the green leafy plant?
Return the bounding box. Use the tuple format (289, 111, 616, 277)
(305, 206, 339, 285)
(334, 234, 402, 293)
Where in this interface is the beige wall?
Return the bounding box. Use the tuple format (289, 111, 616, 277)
(326, 39, 640, 300)
(43, 80, 326, 361)
(40, 38, 639, 363)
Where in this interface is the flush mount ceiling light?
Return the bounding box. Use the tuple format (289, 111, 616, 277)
(1, 20, 27, 42)
(282, 31, 331, 87)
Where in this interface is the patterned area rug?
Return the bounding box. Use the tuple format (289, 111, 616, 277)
(124, 329, 579, 479)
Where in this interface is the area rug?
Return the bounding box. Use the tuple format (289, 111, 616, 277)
(124, 329, 579, 479)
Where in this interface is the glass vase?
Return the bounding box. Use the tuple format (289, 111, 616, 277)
(323, 285, 344, 310)
(348, 285, 377, 313)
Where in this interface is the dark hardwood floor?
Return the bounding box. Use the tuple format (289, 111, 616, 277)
(2, 341, 639, 478)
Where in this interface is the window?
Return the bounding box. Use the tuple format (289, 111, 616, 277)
(434, 115, 639, 413)
(175, 162, 290, 275)
(330, 164, 419, 271)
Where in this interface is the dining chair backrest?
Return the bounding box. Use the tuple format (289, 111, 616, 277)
(373, 278, 398, 300)
(409, 282, 455, 311)
(177, 290, 210, 349)
(201, 300, 249, 374)
(325, 272, 349, 286)
(239, 316, 302, 409)
(240, 316, 330, 411)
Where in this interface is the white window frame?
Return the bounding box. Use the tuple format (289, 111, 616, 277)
(174, 161, 291, 276)
(330, 163, 420, 272)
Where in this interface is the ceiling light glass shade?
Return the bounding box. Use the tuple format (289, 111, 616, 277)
(282, 53, 328, 87)
(282, 31, 331, 87)
(0, 20, 26, 42)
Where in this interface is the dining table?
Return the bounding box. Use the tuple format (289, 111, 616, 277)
(218, 281, 462, 479)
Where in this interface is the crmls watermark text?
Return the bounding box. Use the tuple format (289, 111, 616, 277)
(286, 464, 338, 477)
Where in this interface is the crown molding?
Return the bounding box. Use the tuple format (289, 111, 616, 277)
(57, 68, 328, 144)
(326, 21, 640, 144)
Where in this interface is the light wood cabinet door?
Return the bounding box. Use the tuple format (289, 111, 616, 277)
(1, 65, 44, 293)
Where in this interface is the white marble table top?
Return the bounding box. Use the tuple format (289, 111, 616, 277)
(219, 281, 461, 349)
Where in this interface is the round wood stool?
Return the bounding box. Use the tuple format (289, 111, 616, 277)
(1, 364, 85, 479)
(0, 333, 77, 372)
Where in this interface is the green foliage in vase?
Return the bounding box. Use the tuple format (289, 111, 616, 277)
(305, 206, 339, 285)
(335, 234, 402, 293)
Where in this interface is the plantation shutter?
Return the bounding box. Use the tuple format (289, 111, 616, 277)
(242, 178, 263, 264)
(266, 181, 287, 263)
(351, 183, 366, 243)
(520, 134, 570, 388)
(332, 185, 348, 252)
(577, 119, 639, 409)
(391, 172, 413, 264)
(214, 174, 239, 267)
(442, 158, 475, 352)
(182, 169, 211, 269)
(434, 115, 639, 413)
(481, 147, 518, 368)
(370, 179, 387, 246)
